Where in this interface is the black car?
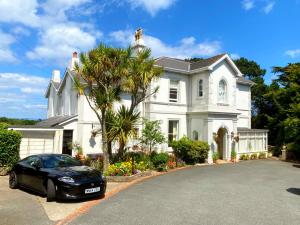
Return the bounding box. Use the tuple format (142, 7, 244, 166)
(9, 154, 106, 202)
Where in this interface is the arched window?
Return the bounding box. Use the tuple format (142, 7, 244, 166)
(198, 79, 203, 97)
(218, 79, 227, 103)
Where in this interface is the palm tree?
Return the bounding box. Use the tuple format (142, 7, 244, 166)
(107, 105, 140, 159)
(123, 48, 163, 114)
(74, 44, 131, 171)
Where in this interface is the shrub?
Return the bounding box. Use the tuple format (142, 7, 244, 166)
(135, 161, 149, 172)
(259, 152, 267, 159)
(231, 149, 237, 160)
(90, 158, 103, 172)
(171, 136, 209, 164)
(176, 159, 186, 167)
(213, 152, 219, 162)
(250, 153, 258, 160)
(104, 161, 133, 176)
(0, 122, 9, 130)
(0, 129, 22, 169)
(240, 154, 250, 160)
(151, 152, 169, 171)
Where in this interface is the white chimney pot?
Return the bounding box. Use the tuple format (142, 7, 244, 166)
(52, 70, 61, 83)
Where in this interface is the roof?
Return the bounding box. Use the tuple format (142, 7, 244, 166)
(237, 77, 255, 86)
(237, 128, 269, 132)
(155, 57, 190, 71)
(9, 115, 77, 130)
(9, 125, 63, 129)
(190, 54, 226, 70)
(36, 115, 77, 127)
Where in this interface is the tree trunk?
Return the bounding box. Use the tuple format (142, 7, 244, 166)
(107, 140, 113, 161)
(117, 141, 126, 160)
(101, 110, 110, 171)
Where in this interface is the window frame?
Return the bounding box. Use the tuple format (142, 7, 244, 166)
(168, 120, 179, 145)
(169, 80, 179, 103)
(198, 79, 203, 97)
(218, 79, 227, 104)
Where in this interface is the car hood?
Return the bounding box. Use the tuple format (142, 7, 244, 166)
(45, 166, 102, 181)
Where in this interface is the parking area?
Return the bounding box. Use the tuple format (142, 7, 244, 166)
(0, 175, 125, 224)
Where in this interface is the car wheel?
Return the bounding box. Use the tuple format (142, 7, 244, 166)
(46, 179, 56, 202)
(9, 171, 18, 189)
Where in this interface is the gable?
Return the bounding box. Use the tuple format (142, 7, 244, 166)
(208, 55, 243, 77)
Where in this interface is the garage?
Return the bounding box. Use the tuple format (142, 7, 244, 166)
(9, 127, 63, 159)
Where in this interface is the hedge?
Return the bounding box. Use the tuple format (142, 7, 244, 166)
(171, 136, 209, 164)
(0, 129, 22, 168)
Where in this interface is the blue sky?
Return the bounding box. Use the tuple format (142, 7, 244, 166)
(0, 0, 299, 119)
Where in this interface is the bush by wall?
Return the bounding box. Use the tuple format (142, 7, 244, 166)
(151, 152, 169, 171)
(171, 136, 209, 164)
(0, 129, 22, 168)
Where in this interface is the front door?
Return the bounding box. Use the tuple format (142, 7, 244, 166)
(217, 128, 228, 160)
(62, 130, 73, 155)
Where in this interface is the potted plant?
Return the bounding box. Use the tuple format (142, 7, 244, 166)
(212, 152, 219, 163)
(72, 142, 84, 161)
(231, 149, 237, 162)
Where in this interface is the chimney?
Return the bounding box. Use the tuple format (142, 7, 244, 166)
(69, 51, 79, 71)
(132, 28, 145, 56)
(52, 70, 61, 83)
(72, 51, 78, 58)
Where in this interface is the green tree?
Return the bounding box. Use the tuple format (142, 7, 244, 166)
(139, 120, 165, 152)
(107, 106, 140, 158)
(272, 63, 300, 157)
(123, 48, 163, 114)
(74, 44, 130, 170)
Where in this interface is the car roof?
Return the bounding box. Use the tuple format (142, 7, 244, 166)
(25, 154, 72, 158)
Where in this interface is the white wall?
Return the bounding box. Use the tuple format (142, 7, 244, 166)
(236, 84, 251, 128)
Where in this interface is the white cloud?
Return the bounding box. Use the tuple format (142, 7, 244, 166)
(263, 2, 275, 14)
(0, 0, 39, 27)
(11, 26, 31, 36)
(127, 0, 176, 16)
(242, 0, 255, 10)
(109, 30, 221, 59)
(24, 104, 47, 109)
(21, 87, 45, 94)
(26, 24, 99, 66)
(0, 73, 48, 91)
(0, 30, 17, 63)
(285, 49, 300, 58)
(0, 73, 48, 118)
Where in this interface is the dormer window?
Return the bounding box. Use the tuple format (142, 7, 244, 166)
(169, 80, 179, 102)
(198, 79, 203, 97)
(218, 79, 227, 103)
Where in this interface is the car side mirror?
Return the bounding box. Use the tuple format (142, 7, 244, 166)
(31, 161, 41, 170)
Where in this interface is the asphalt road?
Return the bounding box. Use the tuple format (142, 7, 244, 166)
(71, 160, 300, 225)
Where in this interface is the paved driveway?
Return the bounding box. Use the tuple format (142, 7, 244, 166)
(71, 160, 300, 225)
(0, 176, 52, 225)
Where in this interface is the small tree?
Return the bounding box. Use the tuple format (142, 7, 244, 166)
(140, 120, 165, 152)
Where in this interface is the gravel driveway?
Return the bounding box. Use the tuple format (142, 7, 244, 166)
(70, 160, 300, 225)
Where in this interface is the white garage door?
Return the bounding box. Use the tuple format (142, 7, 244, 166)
(19, 131, 55, 159)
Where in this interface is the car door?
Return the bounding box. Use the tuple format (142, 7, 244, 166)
(21, 156, 46, 194)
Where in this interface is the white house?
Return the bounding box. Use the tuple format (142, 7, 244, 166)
(11, 31, 268, 163)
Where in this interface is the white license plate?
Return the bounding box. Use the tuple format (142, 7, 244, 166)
(85, 187, 100, 194)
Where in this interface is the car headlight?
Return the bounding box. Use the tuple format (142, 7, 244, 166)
(58, 176, 75, 183)
(101, 174, 106, 180)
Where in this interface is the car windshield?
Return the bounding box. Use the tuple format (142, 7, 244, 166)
(41, 155, 81, 168)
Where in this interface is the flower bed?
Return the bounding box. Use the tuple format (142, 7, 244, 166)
(105, 170, 153, 182)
